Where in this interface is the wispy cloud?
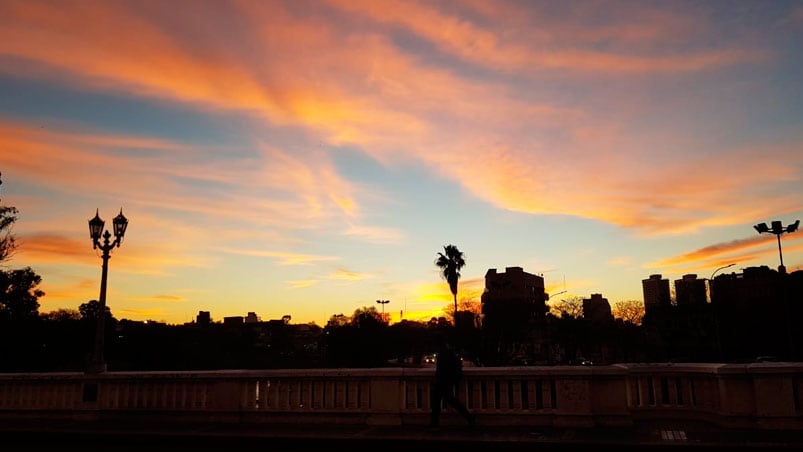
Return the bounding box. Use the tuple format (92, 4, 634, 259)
(327, 268, 373, 281)
(344, 224, 406, 244)
(131, 294, 187, 303)
(119, 308, 167, 319)
(648, 234, 803, 272)
(288, 280, 317, 289)
(218, 247, 339, 266)
(608, 256, 632, 267)
(326, 0, 763, 73)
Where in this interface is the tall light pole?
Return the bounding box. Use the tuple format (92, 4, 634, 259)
(376, 299, 390, 322)
(754, 220, 799, 274)
(88, 208, 128, 373)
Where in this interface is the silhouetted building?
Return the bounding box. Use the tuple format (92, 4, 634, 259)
(196, 311, 210, 325)
(710, 265, 801, 361)
(482, 267, 549, 319)
(223, 316, 243, 326)
(582, 293, 614, 324)
(481, 267, 549, 365)
(245, 312, 260, 323)
(642, 274, 671, 312)
(675, 274, 707, 306)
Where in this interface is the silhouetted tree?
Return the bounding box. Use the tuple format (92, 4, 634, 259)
(326, 313, 349, 328)
(441, 299, 481, 324)
(322, 306, 390, 367)
(435, 244, 466, 320)
(41, 308, 81, 322)
(79, 299, 116, 324)
(0, 267, 43, 322)
(38, 308, 87, 371)
(549, 296, 584, 318)
(0, 172, 18, 264)
(612, 299, 645, 325)
(351, 306, 383, 327)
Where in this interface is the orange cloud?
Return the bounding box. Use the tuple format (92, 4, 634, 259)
(17, 230, 213, 277)
(288, 280, 317, 289)
(0, 117, 378, 249)
(118, 308, 168, 320)
(131, 295, 187, 303)
(326, 0, 763, 73)
(651, 235, 775, 268)
(434, 137, 803, 235)
(217, 247, 339, 266)
(16, 233, 89, 263)
(328, 268, 373, 281)
(647, 234, 803, 273)
(37, 278, 95, 305)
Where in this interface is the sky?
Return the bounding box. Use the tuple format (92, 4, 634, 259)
(1, 0, 802, 326)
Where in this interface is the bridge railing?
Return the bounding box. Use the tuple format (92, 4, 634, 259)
(1, 363, 800, 429)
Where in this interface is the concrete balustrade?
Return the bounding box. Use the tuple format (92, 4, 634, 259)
(0, 364, 800, 430)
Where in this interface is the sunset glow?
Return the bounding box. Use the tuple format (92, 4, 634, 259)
(1, 0, 801, 325)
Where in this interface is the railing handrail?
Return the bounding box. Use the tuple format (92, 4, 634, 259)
(1, 363, 801, 431)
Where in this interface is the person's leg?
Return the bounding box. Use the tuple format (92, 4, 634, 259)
(443, 384, 474, 425)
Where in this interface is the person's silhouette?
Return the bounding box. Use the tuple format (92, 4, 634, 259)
(430, 333, 474, 427)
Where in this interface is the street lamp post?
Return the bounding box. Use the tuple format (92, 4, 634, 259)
(709, 262, 735, 302)
(754, 220, 799, 274)
(87, 208, 128, 373)
(710, 263, 735, 281)
(376, 299, 390, 322)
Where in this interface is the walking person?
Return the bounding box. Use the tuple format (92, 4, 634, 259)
(430, 333, 474, 427)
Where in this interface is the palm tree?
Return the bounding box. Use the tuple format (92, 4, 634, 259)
(435, 244, 466, 319)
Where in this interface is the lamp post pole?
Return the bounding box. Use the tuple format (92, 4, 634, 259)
(88, 209, 128, 373)
(376, 299, 390, 322)
(753, 220, 799, 274)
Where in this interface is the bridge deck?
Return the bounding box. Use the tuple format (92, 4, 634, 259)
(3, 419, 803, 451)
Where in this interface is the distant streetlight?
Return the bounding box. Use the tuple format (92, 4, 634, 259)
(754, 220, 799, 274)
(87, 208, 128, 373)
(708, 263, 735, 306)
(376, 299, 390, 321)
(710, 263, 735, 280)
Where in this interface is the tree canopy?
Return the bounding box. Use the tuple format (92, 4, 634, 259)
(0, 267, 43, 322)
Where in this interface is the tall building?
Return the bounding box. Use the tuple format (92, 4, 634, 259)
(245, 312, 260, 323)
(642, 274, 671, 312)
(196, 311, 210, 325)
(675, 274, 707, 306)
(481, 267, 549, 317)
(480, 267, 550, 365)
(582, 293, 614, 323)
(710, 266, 801, 361)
